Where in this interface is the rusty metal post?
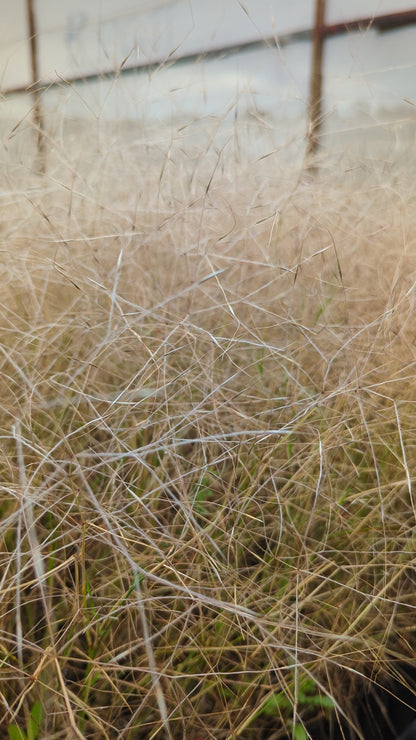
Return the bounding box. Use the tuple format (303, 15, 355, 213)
(26, 0, 45, 170)
(306, 0, 326, 164)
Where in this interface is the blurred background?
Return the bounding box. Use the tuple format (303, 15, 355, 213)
(1, 0, 416, 166)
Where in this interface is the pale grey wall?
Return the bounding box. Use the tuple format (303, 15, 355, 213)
(1, 0, 415, 134)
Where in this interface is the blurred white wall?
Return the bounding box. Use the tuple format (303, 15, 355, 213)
(1, 0, 415, 147)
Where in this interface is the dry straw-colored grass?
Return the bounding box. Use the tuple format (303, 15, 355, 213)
(0, 119, 415, 739)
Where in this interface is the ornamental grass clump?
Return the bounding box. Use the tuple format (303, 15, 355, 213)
(0, 123, 415, 739)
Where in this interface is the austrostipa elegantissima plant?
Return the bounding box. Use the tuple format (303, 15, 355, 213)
(0, 112, 415, 739)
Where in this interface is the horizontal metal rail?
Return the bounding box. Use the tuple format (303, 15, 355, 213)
(2, 7, 416, 96)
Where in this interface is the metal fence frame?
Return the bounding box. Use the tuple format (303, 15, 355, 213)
(7, 1, 416, 161)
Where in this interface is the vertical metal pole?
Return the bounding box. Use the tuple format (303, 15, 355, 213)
(306, 0, 326, 164)
(26, 0, 45, 169)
